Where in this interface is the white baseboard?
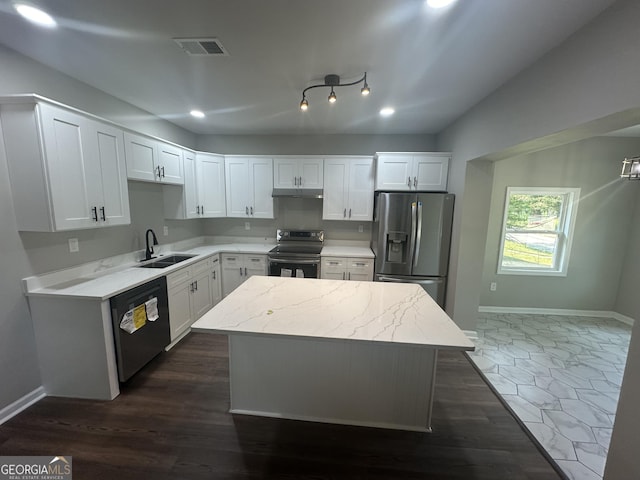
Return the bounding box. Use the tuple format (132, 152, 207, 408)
(478, 306, 635, 326)
(0, 386, 46, 425)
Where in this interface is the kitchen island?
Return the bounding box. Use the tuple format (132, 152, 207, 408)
(191, 276, 474, 432)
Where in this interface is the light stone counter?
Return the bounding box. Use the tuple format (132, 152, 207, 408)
(192, 276, 474, 432)
(320, 245, 374, 258)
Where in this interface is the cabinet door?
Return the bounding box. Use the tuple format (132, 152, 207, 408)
(322, 159, 348, 220)
(244, 255, 267, 278)
(375, 154, 412, 191)
(191, 270, 213, 319)
(300, 158, 324, 189)
(273, 158, 297, 189)
(249, 158, 274, 218)
(94, 122, 130, 226)
(347, 258, 374, 281)
(211, 257, 222, 306)
(347, 158, 374, 221)
(157, 142, 184, 185)
(221, 254, 244, 296)
(414, 154, 449, 191)
(125, 132, 158, 182)
(168, 279, 193, 340)
(197, 153, 226, 217)
(39, 104, 97, 230)
(321, 257, 347, 280)
(182, 151, 199, 218)
(225, 157, 250, 217)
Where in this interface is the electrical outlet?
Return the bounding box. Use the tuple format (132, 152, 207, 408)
(163, 226, 169, 236)
(490, 282, 497, 291)
(358, 224, 364, 233)
(68, 238, 79, 253)
(245, 222, 251, 231)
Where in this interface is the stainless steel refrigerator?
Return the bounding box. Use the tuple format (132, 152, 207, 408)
(371, 192, 454, 308)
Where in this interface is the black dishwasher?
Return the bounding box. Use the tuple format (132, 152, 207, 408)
(110, 277, 170, 382)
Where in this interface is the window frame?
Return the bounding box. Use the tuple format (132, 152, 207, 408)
(497, 187, 581, 276)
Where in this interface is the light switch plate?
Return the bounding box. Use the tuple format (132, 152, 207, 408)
(68, 238, 79, 253)
(490, 282, 497, 291)
(163, 226, 169, 236)
(245, 222, 251, 231)
(358, 224, 364, 233)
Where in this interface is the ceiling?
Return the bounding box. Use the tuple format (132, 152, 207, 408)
(0, 0, 619, 136)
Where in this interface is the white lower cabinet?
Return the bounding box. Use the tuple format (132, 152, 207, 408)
(321, 257, 374, 281)
(221, 253, 267, 297)
(167, 257, 214, 341)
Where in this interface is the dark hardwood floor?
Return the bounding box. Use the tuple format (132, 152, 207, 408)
(0, 333, 563, 479)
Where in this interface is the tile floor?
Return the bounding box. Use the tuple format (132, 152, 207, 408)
(467, 312, 632, 480)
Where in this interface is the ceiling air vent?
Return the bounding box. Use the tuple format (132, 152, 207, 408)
(173, 38, 229, 56)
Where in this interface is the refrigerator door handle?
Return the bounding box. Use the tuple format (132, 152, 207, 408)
(413, 201, 423, 268)
(410, 201, 417, 271)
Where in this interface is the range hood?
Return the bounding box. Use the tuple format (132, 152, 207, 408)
(272, 188, 323, 199)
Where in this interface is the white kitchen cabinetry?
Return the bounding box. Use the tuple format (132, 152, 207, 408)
(210, 254, 222, 306)
(321, 257, 374, 281)
(221, 253, 267, 297)
(375, 152, 449, 191)
(0, 100, 130, 231)
(225, 156, 274, 218)
(164, 152, 226, 219)
(323, 157, 374, 221)
(125, 131, 184, 185)
(273, 157, 323, 189)
(167, 257, 214, 341)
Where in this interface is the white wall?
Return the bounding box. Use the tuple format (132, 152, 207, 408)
(0, 45, 200, 412)
(480, 137, 640, 310)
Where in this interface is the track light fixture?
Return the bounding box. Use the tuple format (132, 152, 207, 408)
(299, 72, 370, 111)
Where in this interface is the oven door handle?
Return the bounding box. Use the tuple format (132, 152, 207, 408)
(269, 258, 319, 265)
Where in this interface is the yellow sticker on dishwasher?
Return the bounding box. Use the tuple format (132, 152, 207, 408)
(133, 304, 147, 329)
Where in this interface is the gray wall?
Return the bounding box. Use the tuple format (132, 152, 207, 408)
(196, 134, 435, 156)
(0, 46, 200, 412)
(480, 137, 640, 310)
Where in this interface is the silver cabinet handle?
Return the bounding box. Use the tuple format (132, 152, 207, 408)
(246, 206, 249, 215)
(239, 267, 243, 276)
(212, 270, 216, 280)
(354, 263, 365, 266)
(196, 205, 200, 214)
(91, 206, 98, 222)
(250, 206, 253, 215)
(343, 208, 346, 218)
(189, 282, 194, 293)
(156, 166, 161, 179)
(194, 280, 198, 291)
(407, 176, 411, 187)
(244, 267, 248, 276)
(161, 166, 165, 178)
(414, 176, 417, 187)
(100, 206, 106, 221)
(298, 176, 302, 186)
(349, 208, 352, 218)
(294, 176, 297, 186)
(348, 272, 351, 280)
(201, 205, 204, 214)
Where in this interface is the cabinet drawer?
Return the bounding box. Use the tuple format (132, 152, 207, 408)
(166, 266, 191, 288)
(245, 255, 266, 268)
(322, 257, 346, 273)
(190, 257, 211, 277)
(221, 253, 242, 267)
(348, 258, 373, 272)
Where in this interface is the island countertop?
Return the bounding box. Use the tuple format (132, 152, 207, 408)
(192, 276, 474, 350)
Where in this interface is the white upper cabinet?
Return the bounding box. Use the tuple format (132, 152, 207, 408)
(273, 157, 323, 189)
(323, 157, 374, 221)
(164, 152, 226, 219)
(125, 131, 184, 185)
(375, 152, 449, 191)
(0, 100, 130, 231)
(225, 156, 273, 218)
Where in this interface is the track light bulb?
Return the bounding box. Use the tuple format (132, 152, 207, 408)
(328, 89, 337, 104)
(300, 98, 309, 111)
(361, 84, 370, 96)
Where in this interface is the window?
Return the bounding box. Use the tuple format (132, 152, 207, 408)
(497, 187, 580, 276)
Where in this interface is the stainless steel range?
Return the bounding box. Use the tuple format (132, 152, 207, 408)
(268, 229, 324, 278)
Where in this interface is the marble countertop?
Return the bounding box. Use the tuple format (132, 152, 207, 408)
(320, 246, 374, 258)
(192, 276, 474, 350)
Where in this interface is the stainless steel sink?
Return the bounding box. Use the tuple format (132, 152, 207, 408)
(138, 254, 196, 269)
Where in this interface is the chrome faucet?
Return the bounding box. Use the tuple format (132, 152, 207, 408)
(145, 228, 158, 261)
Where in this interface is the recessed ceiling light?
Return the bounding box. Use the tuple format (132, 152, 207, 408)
(14, 3, 57, 28)
(426, 0, 457, 9)
(380, 107, 395, 117)
(190, 110, 205, 118)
